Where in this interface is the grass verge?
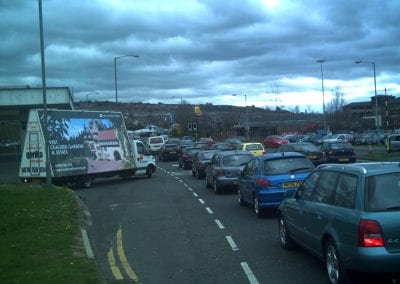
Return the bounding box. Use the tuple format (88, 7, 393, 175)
(0, 184, 102, 284)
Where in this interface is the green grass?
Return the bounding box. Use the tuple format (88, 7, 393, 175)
(0, 184, 102, 284)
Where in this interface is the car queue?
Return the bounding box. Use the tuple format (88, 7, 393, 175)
(154, 134, 400, 283)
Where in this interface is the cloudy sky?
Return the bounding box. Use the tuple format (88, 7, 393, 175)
(1, 0, 399, 112)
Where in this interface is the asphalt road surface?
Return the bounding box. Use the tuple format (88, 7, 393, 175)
(76, 161, 329, 284)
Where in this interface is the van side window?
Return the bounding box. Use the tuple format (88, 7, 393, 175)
(136, 142, 148, 155)
(334, 174, 357, 209)
(312, 171, 339, 204)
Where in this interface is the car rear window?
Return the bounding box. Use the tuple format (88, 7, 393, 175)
(150, 137, 163, 143)
(223, 154, 253, 166)
(245, 144, 263, 150)
(200, 152, 216, 159)
(366, 173, 400, 211)
(264, 157, 314, 175)
(331, 142, 352, 149)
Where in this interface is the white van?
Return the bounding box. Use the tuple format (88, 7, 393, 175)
(147, 136, 165, 154)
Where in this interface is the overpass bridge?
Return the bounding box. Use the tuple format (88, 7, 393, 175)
(0, 86, 74, 143)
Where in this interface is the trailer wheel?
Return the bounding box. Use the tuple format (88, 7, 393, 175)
(80, 176, 92, 188)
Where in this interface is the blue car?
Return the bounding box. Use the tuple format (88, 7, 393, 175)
(238, 152, 315, 217)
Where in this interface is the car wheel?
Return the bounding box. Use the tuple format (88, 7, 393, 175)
(146, 165, 153, 178)
(80, 176, 92, 188)
(324, 239, 348, 284)
(238, 189, 246, 206)
(254, 195, 264, 217)
(278, 214, 296, 249)
(205, 175, 211, 188)
(213, 179, 220, 194)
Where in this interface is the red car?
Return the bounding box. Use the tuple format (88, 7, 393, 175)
(263, 135, 289, 148)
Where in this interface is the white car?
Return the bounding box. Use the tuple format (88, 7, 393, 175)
(323, 133, 353, 143)
(146, 136, 165, 154)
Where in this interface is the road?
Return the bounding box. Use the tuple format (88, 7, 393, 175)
(76, 161, 328, 284)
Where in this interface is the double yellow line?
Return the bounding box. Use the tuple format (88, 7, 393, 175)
(107, 225, 140, 283)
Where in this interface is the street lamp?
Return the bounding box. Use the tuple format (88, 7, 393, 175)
(232, 93, 249, 140)
(86, 92, 99, 108)
(316, 59, 327, 132)
(355, 60, 378, 128)
(114, 54, 139, 111)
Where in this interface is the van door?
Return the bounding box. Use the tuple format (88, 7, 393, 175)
(133, 140, 153, 171)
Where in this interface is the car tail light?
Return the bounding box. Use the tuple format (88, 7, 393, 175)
(256, 178, 271, 187)
(262, 148, 266, 154)
(358, 219, 384, 247)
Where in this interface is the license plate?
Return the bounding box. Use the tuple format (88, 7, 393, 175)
(283, 181, 301, 188)
(339, 158, 349, 162)
(309, 155, 317, 159)
(170, 151, 176, 154)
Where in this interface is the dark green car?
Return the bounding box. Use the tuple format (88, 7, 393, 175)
(278, 163, 400, 284)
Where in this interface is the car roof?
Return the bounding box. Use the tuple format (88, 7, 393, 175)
(241, 142, 263, 146)
(259, 152, 306, 160)
(317, 162, 400, 176)
(215, 150, 252, 156)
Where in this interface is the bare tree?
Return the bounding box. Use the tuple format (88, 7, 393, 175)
(326, 86, 346, 113)
(326, 87, 348, 131)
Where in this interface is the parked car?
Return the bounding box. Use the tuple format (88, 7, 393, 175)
(193, 141, 209, 149)
(178, 139, 194, 151)
(191, 150, 220, 179)
(178, 146, 204, 170)
(354, 133, 380, 145)
(283, 134, 303, 143)
(236, 142, 266, 156)
(205, 150, 253, 194)
(238, 152, 315, 217)
(263, 135, 289, 148)
(320, 142, 356, 163)
(323, 133, 354, 144)
(209, 142, 233, 151)
(277, 142, 324, 165)
(224, 138, 243, 149)
(199, 137, 215, 147)
(386, 134, 400, 152)
(159, 143, 180, 161)
(277, 162, 400, 283)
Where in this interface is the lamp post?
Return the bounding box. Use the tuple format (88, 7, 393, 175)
(232, 93, 249, 140)
(355, 60, 378, 128)
(114, 54, 139, 111)
(316, 59, 327, 132)
(86, 92, 99, 108)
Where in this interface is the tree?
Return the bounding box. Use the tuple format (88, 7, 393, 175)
(326, 87, 348, 131)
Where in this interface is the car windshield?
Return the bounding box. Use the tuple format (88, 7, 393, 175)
(223, 154, 253, 166)
(366, 173, 400, 211)
(264, 157, 313, 175)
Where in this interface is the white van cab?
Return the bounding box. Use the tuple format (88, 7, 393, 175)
(147, 136, 165, 154)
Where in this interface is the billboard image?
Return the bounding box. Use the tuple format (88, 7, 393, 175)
(36, 110, 133, 177)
